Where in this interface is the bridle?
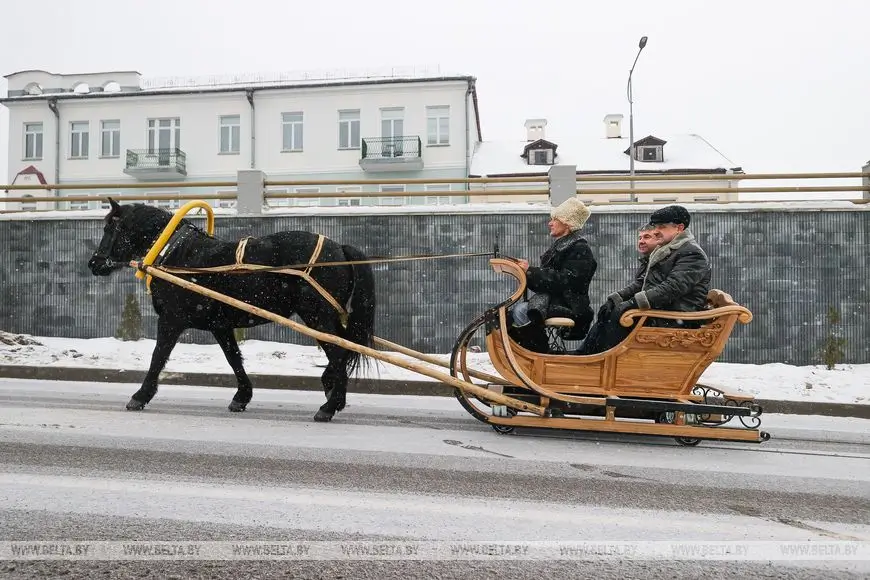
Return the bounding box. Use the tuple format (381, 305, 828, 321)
(92, 216, 136, 269)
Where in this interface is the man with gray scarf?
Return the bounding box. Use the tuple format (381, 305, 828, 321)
(575, 205, 711, 355)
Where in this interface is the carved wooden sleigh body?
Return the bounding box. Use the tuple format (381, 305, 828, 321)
(450, 258, 770, 446)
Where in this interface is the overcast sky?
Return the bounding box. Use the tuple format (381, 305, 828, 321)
(2, 0, 868, 190)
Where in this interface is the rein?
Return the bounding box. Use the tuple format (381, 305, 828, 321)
(137, 249, 500, 276)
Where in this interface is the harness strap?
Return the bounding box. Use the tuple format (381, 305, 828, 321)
(296, 234, 348, 328)
(184, 233, 349, 328)
(305, 234, 325, 276)
(235, 237, 252, 266)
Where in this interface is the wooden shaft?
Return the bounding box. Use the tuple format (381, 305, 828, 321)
(134, 262, 545, 416)
(372, 336, 508, 385)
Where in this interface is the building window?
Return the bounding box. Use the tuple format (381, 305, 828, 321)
(100, 120, 121, 158)
(265, 188, 290, 208)
(338, 110, 360, 149)
(151, 193, 181, 209)
(336, 185, 362, 207)
(380, 108, 404, 135)
(219, 115, 241, 154)
(640, 146, 663, 162)
(380, 185, 406, 206)
(215, 190, 237, 209)
(24, 123, 44, 160)
(69, 121, 89, 159)
(425, 184, 451, 205)
(20, 194, 37, 211)
(529, 149, 554, 165)
(147, 118, 181, 153)
(68, 194, 91, 211)
(282, 112, 304, 151)
(426, 105, 449, 146)
(294, 187, 320, 207)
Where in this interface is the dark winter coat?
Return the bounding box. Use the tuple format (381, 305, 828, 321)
(612, 229, 710, 316)
(525, 230, 598, 335)
(614, 255, 650, 302)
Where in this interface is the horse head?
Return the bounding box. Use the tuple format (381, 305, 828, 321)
(88, 198, 173, 276)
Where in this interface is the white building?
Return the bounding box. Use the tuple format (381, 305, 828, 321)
(469, 115, 743, 203)
(1, 68, 482, 210)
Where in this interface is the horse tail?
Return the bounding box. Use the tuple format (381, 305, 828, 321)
(340, 244, 377, 376)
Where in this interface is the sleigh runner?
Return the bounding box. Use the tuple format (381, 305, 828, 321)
(94, 200, 769, 446)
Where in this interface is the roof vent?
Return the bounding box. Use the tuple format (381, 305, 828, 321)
(524, 118, 547, 141)
(604, 114, 623, 138)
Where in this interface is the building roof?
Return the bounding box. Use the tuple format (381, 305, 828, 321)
(470, 133, 742, 176)
(1, 68, 484, 142)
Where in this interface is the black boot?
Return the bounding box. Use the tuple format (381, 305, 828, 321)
(508, 322, 550, 354)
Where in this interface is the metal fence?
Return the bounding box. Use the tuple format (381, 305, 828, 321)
(2, 170, 869, 208)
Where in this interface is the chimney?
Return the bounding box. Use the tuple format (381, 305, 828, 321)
(604, 114, 624, 138)
(524, 118, 547, 141)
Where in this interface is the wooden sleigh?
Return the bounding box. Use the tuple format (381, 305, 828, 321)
(449, 258, 769, 446)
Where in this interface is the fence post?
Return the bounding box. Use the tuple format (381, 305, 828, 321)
(236, 169, 265, 216)
(863, 160, 869, 200)
(548, 164, 578, 207)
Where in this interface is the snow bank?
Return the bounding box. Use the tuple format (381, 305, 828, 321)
(0, 333, 865, 405)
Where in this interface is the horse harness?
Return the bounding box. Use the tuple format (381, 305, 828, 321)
(149, 225, 350, 328)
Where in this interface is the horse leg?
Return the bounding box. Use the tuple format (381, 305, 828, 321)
(212, 327, 253, 412)
(313, 341, 351, 422)
(127, 317, 185, 411)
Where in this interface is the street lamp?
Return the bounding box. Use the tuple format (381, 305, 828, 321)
(627, 35, 648, 202)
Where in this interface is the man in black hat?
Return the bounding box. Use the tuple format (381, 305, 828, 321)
(574, 205, 711, 355)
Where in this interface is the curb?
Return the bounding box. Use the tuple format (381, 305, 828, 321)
(0, 364, 867, 420)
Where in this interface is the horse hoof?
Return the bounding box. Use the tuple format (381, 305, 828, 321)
(228, 401, 247, 413)
(126, 399, 145, 411)
(313, 410, 334, 422)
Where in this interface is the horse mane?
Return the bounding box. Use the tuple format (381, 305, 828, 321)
(121, 203, 211, 238)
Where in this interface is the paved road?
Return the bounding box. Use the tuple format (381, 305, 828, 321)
(1, 378, 869, 579)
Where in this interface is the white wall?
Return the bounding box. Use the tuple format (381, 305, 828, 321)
(253, 81, 469, 175)
(5, 100, 58, 184)
(0, 104, 8, 187)
(4, 79, 473, 185)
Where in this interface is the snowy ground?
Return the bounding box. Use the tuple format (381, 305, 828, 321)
(0, 332, 866, 405)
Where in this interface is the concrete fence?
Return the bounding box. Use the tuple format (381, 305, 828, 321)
(0, 201, 867, 365)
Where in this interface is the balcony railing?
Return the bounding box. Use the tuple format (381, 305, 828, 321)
(359, 136, 423, 172)
(124, 148, 187, 179)
(361, 136, 421, 160)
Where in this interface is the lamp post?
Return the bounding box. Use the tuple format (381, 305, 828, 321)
(627, 35, 648, 202)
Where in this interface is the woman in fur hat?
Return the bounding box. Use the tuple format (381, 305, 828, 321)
(509, 197, 598, 353)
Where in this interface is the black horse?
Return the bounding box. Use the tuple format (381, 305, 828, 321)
(87, 199, 376, 422)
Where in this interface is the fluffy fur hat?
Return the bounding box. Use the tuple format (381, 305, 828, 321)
(550, 197, 591, 231)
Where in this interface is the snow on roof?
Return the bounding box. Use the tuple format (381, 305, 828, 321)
(139, 65, 468, 92)
(470, 133, 741, 176)
(2, 66, 473, 100)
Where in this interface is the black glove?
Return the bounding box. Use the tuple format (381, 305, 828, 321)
(597, 301, 613, 320)
(614, 298, 638, 318)
(598, 293, 622, 320)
